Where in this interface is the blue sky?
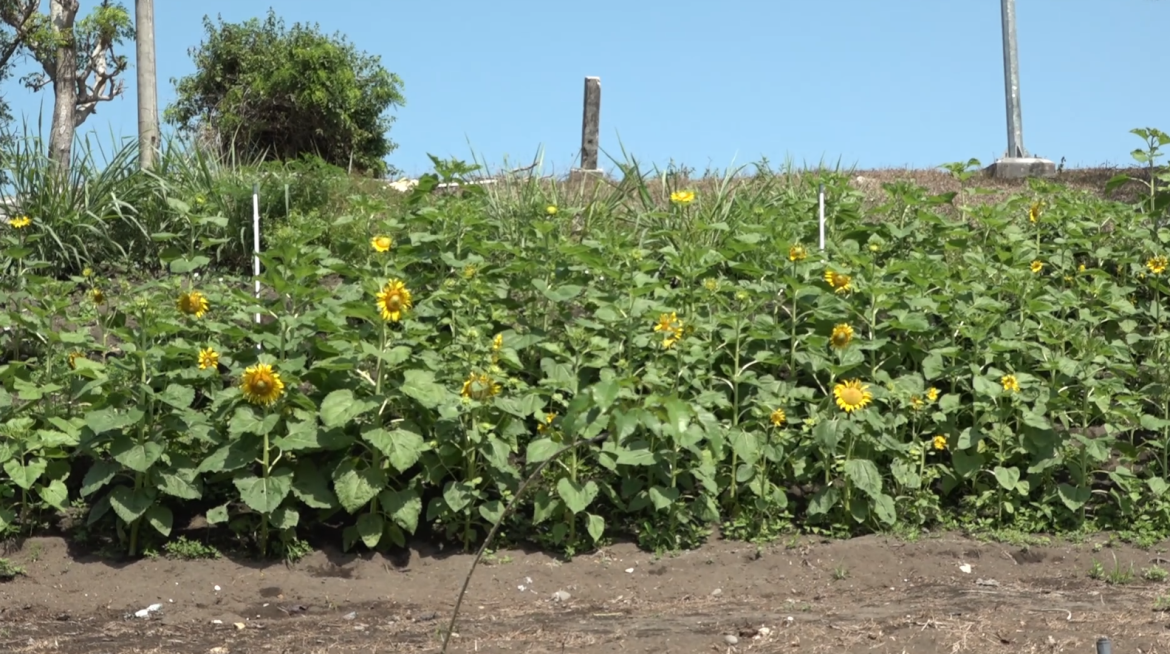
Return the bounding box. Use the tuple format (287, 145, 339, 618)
(5, 0, 1169, 178)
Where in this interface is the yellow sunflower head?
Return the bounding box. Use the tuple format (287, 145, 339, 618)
(370, 235, 393, 253)
(546, 204, 558, 216)
(910, 395, 924, 411)
(537, 411, 556, 433)
(1000, 374, 1020, 393)
(932, 435, 947, 451)
(461, 264, 477, 279)
(1030, 260, 1044, 274)
(832, 379, 873, 413)
(492, 333, 503, 351)
(926, 387, 939, 402)
(89, 288, 105, 306)
(240, 362, 285, 407)
(376, 279, 413, 322)
(177, 290, 210, 318)
(68, 351, 83, 370)
(830, 323, 854, 349)
(703, 278, 719, 292)
(1147, 256, 1168, 275)
(824, 270, 852, 294)
(669, 190, 695, 205)
(198, 347, 219, 371)
(1028, 202, 1041, 223)
(788, 244, 808, 262)
(769, 408, 787, 427)
(461, 371, 501, 402)
(8, 215, 30, 229)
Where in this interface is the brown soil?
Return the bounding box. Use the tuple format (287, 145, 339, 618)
(0, 533, 1166, 653)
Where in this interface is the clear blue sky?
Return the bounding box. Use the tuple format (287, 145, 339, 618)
(6, 0, 1169, 178)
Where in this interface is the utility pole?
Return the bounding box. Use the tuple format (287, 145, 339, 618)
(135, 0, 159, 169)
(985, 0, 1055, 179)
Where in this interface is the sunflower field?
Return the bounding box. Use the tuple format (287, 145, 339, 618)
(2, 129, 1170, 559)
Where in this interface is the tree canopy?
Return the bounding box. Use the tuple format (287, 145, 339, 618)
(166, 10, 405, 177)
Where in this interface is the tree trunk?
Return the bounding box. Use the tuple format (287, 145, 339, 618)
(47, 0, 79, 171)
(135, 0, 158, 169)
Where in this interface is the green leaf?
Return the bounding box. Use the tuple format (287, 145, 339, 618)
(37, 479, 68, 510)
(145, 505, 173, 537)
(169, 255, 211, 274)
(479, 499, 504, 525)
(585, 513, 605, 542)
(922, 353, 945, 380)
(992, 465, 1021, 491)
(442, 481, 476, 513)
(615, 443, 656, 466)
(155, 469, 202, 500)
(592, 379, 620, 410)
(647, 485, 679, 511)
(361, 427, 424, 472)
(206, 503, 230, 525)
(85, 408, 144, 435)
(332, 461, 385, 513)
(871, 493, 896, 525)
(972, 375, 1001, 398)
(355, 513, 384, 549)
(727, 429, 760, 466)
(110, 435, 164, 473)
(400, 369, 447, 408)
(4, 458, 46, 490)
(270, 505, 299, 530)
(233, 468, 294, 514)
(556, 478, 599, 514)
(108, 485, 156, 523)
(525, 438, 560, 464)
(540, 284, 583, 302)
(229, 407, 280, 437)
(662, 396, 691, 438)
(843, 459, 883, 498)
(319, 389, 375, 428)
(379, 488, 421, 534)
(807, 487, 839, 516)
(273, 420, 324, 451)
(952, 451, 983, 479)
(197, 436, 261, 474)
(158, 384, 195, 410)
(1057, 483, 1090, 511)
(80, 460, 119, 497)
(291, 459, 337, 509)
(1148, 477, 1170, 497)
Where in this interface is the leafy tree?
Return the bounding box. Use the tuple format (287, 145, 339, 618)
(167, 10, 406, 177)
(2, 0, 134, 169)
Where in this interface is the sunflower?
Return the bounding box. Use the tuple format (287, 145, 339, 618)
(824, 270, 852, 294)
(926, 387, 939, 402)
(198, 347, 219, 371)
(1148, 256, 1168, 275)
(177, 290, 210, 318)
(370, 235, 393, 253)
(770, 408, 787, 427)
(8, 215, 30, 229)
(1028, 202, 1041, 223)
(788, 244, 808, 262)
(461, 372, 501, 401)
(492, 333, 503, 351)
(832, 379, 873, 413)
(240, 362, 285, 406)
(670, 190, 695, 204)
(1000, 374, 1020, 393)
(537, 412, 556, 433)
(375, 279, 413, 322)
(653, 312, 685, 349)
(461, 264, 477, 280)
(910, 395, 924, 411)
(1030, 260, 1044, 274)
(830, 323, 854, 349)
(67, 351, 83, 369)
(703, 278, 719, 292)
(932, 435, 948, 451)
(89, 288, 105, 306)
(546, 205, 558, 216)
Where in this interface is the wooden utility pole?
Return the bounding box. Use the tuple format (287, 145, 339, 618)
(135, 0, 159, 169)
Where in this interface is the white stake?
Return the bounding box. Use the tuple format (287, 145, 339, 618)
(252, 183, 261, 327)
(818, 183, 826, 251)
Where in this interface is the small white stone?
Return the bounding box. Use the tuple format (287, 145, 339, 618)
(724, 634, 739, 645)
(552, 590, 571, 602)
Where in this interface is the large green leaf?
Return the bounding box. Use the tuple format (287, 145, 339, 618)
(233, 468, 294, 514)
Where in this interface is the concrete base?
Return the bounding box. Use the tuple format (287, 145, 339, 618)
(568, 168, 605, 184)
(983, 157, 1056, 180)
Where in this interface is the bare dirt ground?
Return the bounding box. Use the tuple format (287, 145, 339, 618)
(0, 532, 1167, 654)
